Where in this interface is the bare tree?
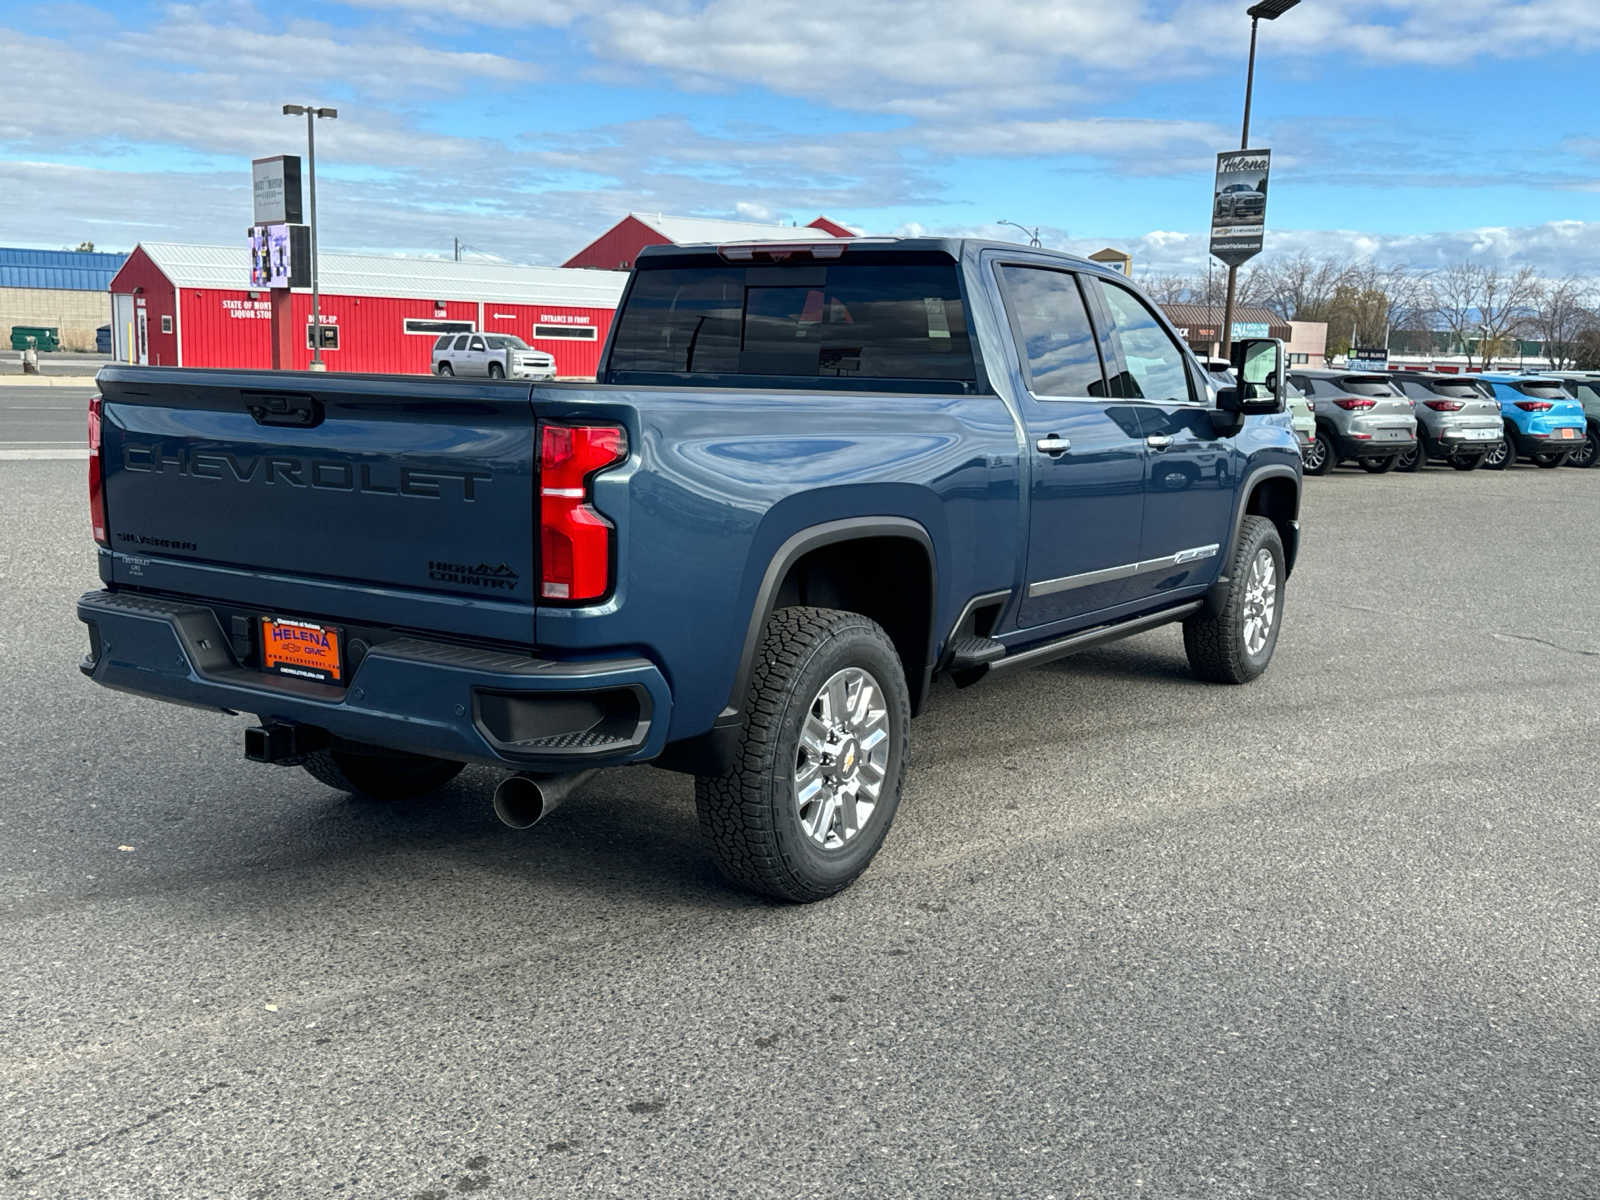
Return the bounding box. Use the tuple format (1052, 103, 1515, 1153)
(1252, 254, 1353, 322)
(1429, 262, 1539, 369)
(1523, 276, 1596, 370)
(1139, 273, 1193, 304)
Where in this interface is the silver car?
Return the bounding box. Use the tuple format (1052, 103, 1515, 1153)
(432, 332, 555, 380)
(1290, 368, 1418, 475)
(1389, 373, 1504, 471)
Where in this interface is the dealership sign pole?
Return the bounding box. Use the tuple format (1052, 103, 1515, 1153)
(1217, 0, 1297, 358)
(1212, 148, 1271, 357)
(248, 155, 307, 370)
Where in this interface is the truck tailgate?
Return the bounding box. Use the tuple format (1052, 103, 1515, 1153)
(97, 367, 538, 644)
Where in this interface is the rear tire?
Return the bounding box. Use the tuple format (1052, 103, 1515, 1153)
(436, 362, 453, 377)
(694, 607, 910, 903)
(1484, 436, 1514, 470)
(303, 745, 465, 799)
(1397, 440, 1424, 472)
(1570, 425, 1600, 469)
(1183, 515, 1285, 685)
(1359, 456, 1396, 474)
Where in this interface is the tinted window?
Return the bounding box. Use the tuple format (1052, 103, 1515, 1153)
(1396, 379, 1429, 399)
(1576, 383, 1600, 406)
(469, 336, 486, 352)
(453, 335, 470, 351)
(434, 335, 452, 352)
(485, 335, 528, 349)
(1429, 381, 1486, 399)
(1515, 380, 1567, 398)
(1090, 280, 1193, 404)
(607, 261, 976, 387)
(996, 265, 1106, 397)
(1338, 376, 1399, 396)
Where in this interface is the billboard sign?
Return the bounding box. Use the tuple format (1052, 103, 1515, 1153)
(252, 155, 303, 225)
(1348, 347, 1388, 371)
(248, 223, 310, 288)
(1232, 322, 1271, 340)
(1209, 148, 1270, 267)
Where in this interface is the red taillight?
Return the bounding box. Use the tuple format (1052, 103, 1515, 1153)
(1424, 399, 1464, 412)
(539, 424, 626, 602)
(88, 394, 108, 546)
(1332, 397, 1376, 411)
(1515, 400, 1553, 411)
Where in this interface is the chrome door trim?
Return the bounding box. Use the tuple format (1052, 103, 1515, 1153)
(1026, 543, 1220, 600)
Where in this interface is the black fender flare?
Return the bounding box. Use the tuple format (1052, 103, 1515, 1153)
(722, 516, 937, 723)
(1205, 464, 1301, 615)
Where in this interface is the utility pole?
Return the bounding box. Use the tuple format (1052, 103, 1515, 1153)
(1219, 0, 1298, 359)
(282, 104, 338, 370)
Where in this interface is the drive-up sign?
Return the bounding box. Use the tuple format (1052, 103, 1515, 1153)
(1210, 149, 1271, 267)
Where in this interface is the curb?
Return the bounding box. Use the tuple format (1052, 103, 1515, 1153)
(0, 375, 99, 387)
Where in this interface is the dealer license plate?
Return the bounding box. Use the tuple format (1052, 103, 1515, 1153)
(1464, 428, 1499, 440)
(260, 616, 344, 684)
(1558, 427, 1579, 440)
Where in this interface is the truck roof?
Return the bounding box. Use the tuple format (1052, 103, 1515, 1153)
(633, 236, 1126, 280)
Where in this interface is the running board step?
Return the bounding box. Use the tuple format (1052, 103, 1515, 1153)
(988, 601, 1203, 675)
(948, 635, 1007, 670)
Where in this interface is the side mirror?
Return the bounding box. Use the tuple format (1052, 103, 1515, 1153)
(1217, 338, 1285, 415)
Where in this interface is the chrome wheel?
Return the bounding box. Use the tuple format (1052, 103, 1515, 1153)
(1241, 547, 1278, 657)
(1484, 438, 1510, 469)
(1301, 437, 1327, 472)
(793, 667, 890, 850)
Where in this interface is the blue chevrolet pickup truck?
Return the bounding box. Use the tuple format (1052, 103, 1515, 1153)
(79, 238, 1301, 901)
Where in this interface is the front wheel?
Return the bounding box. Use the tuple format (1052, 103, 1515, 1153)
(303, 745, 465, 799)
(695, 607, 910, 903)
(1570, 426, 1600, 469)
(487, 362, 505, 379)
(1359, 455, 1396, 474)
(1450, 453, 1482, 471)
(1533, 451, 1569, 469)
(1183, 515, 1285, 685)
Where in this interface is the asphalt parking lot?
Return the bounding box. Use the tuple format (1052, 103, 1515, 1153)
(2, 459, 1597, 1199)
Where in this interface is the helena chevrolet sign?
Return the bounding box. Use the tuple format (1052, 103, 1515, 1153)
(1210, 149, 1271, 267)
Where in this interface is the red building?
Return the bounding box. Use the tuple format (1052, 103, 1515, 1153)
(563, 213, 854, 272)
(108, 243, 627, 378)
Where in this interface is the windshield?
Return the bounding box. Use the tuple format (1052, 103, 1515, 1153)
(484, 335, 529, 350)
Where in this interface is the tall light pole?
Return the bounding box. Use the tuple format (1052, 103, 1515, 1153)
(282, 104, 338, 370)
(1220, 0, 1297, 358)
(997, 219, 1042, 248)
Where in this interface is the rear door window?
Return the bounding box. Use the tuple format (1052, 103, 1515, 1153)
(606, 258, 976, 390)
(995, 265, 1106, 397)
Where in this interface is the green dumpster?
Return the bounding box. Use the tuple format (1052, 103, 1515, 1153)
(11, 325, 61, 352)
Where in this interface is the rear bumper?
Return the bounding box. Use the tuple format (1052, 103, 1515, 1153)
(1335, 430, 1415, 458)
(76, 589, 672, 770)
(1509, 426, 1585, 453)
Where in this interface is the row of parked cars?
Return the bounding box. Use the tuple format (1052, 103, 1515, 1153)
(1281, 368, 1599, 475)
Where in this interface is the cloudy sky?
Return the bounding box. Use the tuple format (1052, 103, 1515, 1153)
(2, 0, 1598, 275)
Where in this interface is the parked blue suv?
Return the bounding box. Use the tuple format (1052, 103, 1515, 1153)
(1476, 374, 1587, 469)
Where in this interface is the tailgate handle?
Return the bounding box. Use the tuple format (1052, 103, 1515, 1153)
(244, 391, 323, 428)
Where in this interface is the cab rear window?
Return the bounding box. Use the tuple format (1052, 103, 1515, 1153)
(606, 260, 976, 391)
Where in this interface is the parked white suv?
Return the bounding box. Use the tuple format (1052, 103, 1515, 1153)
(432, 333, 555, 380)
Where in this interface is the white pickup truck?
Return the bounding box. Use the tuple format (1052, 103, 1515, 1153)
(432, 332, 556, 380)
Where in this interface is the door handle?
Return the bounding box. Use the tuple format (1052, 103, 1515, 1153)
(1145, 435, 1174, 450)
(1036, 436, 1072, 455)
